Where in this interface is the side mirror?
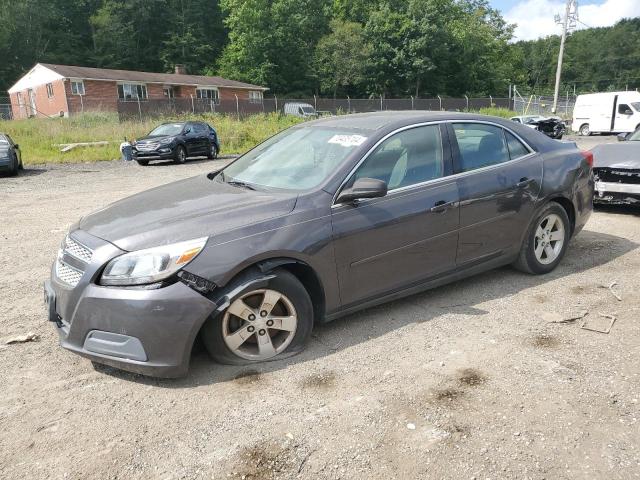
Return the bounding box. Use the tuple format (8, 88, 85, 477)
(617, 133, 629, 142)
(624, 109, 633, 115)
(336, 177, 388, 204)
(183, 127, 191, 134)
(14, 144, 19, 149)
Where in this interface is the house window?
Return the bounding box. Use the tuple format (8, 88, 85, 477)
(16, 92, 24, 105)
(46, 83, 54, 98)
(248, 91, 263, 104)
(71, 80, 85, 95)
(118, 83, 148, 101)
(196, 88, 219, 104)
(163, 86, 175, 98)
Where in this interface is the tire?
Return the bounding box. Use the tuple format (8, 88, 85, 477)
(9, 154, 19, 176)
(513, 202, 571, 275)
(207, 143, 218, 160)
(202, 269, 314, 365)
(174, 145, 187, 164)
(136, 159, 149, 166)
(579, 123, 590, 136)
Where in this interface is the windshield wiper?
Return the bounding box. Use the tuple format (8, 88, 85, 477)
(226, 180, 256, 191)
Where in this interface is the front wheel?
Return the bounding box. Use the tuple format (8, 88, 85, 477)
(513, 202, 570, 275)
(579, 124, 591, 136)
(174, 145, 187, 164)
(202, 269, 313, 365)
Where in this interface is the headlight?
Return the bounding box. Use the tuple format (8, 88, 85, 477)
(100, 238, 208, 286)
(158, 137, 175, 145)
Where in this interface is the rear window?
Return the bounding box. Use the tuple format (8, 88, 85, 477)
(505, 131, 529, 159)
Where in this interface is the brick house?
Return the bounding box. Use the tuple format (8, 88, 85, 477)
(8, 63, 268, 119)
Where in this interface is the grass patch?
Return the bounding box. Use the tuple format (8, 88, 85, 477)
(475, 107, 517, 119)
(0, 112, 303, 165)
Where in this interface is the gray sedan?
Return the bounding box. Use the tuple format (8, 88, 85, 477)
(0, 133, 23, 175)
(45, 112, 594, 377)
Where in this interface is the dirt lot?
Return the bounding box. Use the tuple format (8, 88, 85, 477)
(1, 142, 639, 479)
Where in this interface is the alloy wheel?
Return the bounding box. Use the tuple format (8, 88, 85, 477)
(222, 289, 298, 360)
(533, 213, 565, 265)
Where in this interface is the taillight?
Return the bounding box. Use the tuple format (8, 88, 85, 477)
(581, 150, 594, 168)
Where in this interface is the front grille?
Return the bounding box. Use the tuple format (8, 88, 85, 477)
(64, 236, 93, 263)
(55, 235, 93, 287)
(55, 261, 84, 286)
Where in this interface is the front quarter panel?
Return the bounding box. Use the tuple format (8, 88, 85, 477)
(183, 190, 341, 312)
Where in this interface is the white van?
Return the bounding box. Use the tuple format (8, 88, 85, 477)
(283, 102, 317, 118)
(572, 91, 640, 136)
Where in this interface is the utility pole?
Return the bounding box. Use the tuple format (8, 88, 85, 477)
(552, 0, 578, 114)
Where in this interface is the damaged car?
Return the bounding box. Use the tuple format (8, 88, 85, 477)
(511, 115, 566, 140)
(44, 112, 593, 378)
(591, 128, 640, 205)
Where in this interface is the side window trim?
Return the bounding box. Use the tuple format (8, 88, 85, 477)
(333, 121, 452, 206)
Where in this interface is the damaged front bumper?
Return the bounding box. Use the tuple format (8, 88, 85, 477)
(45, 230, 218, 377)
(594, 168, 640, 205)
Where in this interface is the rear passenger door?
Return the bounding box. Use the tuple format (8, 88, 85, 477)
(448, 122, 542, 266)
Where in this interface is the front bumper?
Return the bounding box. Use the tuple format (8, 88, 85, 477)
(595, 180, 640, 204)
(132, 147, 175, 161)
(46, 231, 217, 377)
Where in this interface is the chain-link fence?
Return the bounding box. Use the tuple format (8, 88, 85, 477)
(115, 96, 513, 121)
(0, 98, 13, 120)
(512, 92, 576, 118)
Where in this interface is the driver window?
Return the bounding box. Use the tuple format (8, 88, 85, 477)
(618, 104, 632, 114)
(350, 125, 443, 190)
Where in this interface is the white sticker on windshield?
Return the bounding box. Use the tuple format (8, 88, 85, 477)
(328, 134, 367, 147)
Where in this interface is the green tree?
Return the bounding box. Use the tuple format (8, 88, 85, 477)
(314, 19, 370, 96)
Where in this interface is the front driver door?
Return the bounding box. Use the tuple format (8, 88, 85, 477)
(449, 122, 542, 266)
(331, 123, 460, 308)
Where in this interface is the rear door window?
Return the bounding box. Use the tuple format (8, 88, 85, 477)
(504, 131, 530, 159)
(452, 123, 509, 172)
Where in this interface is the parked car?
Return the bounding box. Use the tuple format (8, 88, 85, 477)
(132, 121, 219, 166)
(590, 127, 640, 205)
(44, 112, 594, 377)
(0, 133, 23, 175)
(283, 102, 317, 118)
(572, 91, 640, 136)
(511, 115, 566, 139)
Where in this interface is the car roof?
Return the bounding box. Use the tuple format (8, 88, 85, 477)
(304, 111, 516, 131)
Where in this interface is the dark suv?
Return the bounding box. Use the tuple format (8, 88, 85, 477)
(132, 121, 220, 166)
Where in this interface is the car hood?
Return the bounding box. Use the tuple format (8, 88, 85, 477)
(79, 174, 298, 251)
(591, 143, 640, 169)
(134, 135, 174, 144)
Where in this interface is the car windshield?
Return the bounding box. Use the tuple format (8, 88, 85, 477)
(219, 127, 368, 191)
(0, 137, 8, 145)
(148, 123, 184, 137)
(301, 107, 315, 114)
(631, 102, 640, 112)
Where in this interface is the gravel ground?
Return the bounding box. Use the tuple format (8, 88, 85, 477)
(1, 142, 639, 479)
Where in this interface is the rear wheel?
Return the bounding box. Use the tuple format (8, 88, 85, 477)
(202, 269, 313, 365)
(174, 145, 187, 164)
(207, 143, 218, 160)
(513, 202, 570, 275)
(579, 123, 591, 136)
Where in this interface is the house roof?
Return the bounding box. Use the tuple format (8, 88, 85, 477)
(37, 63, 268, 91)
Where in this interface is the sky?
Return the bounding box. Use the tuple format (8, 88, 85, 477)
(489, 0, 640, 41)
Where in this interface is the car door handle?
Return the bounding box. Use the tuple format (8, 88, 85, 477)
(516, 177, 534, 188)
(430, 200, 457, 213)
